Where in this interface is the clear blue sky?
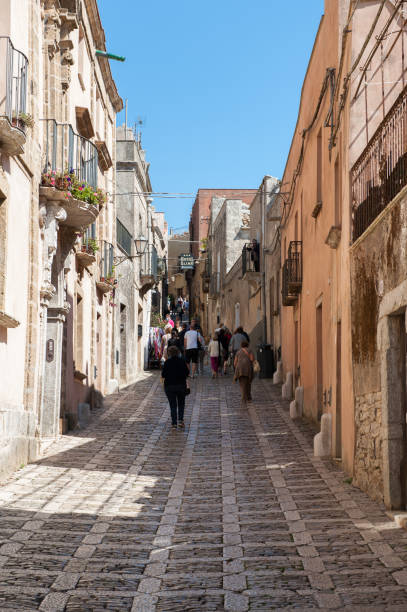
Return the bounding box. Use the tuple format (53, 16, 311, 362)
(98, 0, 324, 231)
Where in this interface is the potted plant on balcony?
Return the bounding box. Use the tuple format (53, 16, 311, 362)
(12, 112, 34, 130)
(87, 238, 99, 255)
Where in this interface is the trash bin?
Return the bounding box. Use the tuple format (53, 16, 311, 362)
(257, 344, 275, 378)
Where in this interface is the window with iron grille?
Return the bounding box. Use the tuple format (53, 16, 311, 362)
(116, 218, 132, 255)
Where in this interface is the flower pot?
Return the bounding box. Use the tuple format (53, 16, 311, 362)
(55, 177, 69, 190)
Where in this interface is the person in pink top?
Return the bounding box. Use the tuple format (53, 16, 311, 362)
(165, 313, 174, 328)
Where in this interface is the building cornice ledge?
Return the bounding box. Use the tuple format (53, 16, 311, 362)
(83, 0, 123, 113)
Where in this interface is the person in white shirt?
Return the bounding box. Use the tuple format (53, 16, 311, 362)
(184, 322, 204, 378)
(208, 333, 221, 378)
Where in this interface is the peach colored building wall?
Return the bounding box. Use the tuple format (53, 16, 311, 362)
(280, 0, 355, 473)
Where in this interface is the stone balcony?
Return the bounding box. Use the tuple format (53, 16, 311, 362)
(0, 37, 29, 156)
(39, 187, 99, 230)
(0, 117, 26, 156)
(139, 272, 156, 295)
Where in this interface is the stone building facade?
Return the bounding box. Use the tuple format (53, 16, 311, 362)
(0, 0, 125, 478)
(204, 178, 280, 353)
(115, 126, 168, 380)
(206, 194, 255, 335)
(348, 0, 407, 509)
(167, 231, 189, 308)
(189, 188, 256, 328)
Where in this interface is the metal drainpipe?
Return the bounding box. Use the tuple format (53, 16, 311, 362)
(262, 176, 270, 343)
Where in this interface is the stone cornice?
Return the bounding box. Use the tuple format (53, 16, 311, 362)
(83, 0, 123, 113)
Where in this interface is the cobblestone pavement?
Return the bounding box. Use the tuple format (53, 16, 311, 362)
(1, 373, 407, 611)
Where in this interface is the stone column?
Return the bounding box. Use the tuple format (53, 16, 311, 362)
(38, 201, 69, 440)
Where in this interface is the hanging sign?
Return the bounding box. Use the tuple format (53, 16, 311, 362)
(179, 253, 194, 270)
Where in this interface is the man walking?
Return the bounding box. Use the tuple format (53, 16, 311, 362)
(184, 321, 204, 378)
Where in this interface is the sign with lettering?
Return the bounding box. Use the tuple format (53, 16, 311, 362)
(179, 253, 194, 270)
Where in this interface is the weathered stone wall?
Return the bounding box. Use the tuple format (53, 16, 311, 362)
(351, 188, 407, 502)
(354, 390, 383, 501)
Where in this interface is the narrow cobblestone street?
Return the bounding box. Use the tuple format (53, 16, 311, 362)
(1, 373, 407, 611)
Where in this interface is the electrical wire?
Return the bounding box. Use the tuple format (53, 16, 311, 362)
(281, 0, 393, 226)
(329, 0, 388, 149)
(353, 0, 405, 100)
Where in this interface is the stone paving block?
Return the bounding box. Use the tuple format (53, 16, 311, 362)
(143, 562, 166, 576)
(224, 573, 247, 591)
(308, 572, 335, 590)
(0, 374, 405, 610)
(74, 544, 96, 558)
(39, 592, 69, 611)
(82, 534, 103, 545)
(380, 555, 405, 568)
(303, 557, 325, 572)
(0, 543, 22, 554)
(224, 545, 243, 559)
(224, 591, 249, 611)
(297, 545, 318, 558)
(51, 572, 80, 590)
(224, 558, 245, 574)
(131, 594, 158, 612)
(223, 513, 239, 523)
(369, 542, 394, 555)
(284, 510, 301, 521)
(314, 592, 342, 608)
(224, 522, 241, 534)
(294, 531, 313, 545)
(224, 533, 242, 546)
(392, 570, 407, 585)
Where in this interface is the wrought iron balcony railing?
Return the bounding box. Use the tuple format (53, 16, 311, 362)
(41, 119, 98, 189)
(209, 271, 220, 296)
(352, 84, 407, 241)
(201, 255, 211, 279)
(282, 241, 302, 306)
(116, 218, 132, 256)
(0, 37, 28, 131)
(100, 241, 114, 280)
(140, 245, 158, 279)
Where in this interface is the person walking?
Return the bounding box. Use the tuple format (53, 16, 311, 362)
(161, 346, 190, 429)
(178, 322, 188, 355)
(165, 313, 175, 329)
(220, 327, 232, 375)
(184, 321, 204, 378)
(234, 340, 254, 406)
(229, 327, 248, 364)
(167, 328, 182, 354)
(208, 333, 221, 378)
(161, 325, 173, 362)
(191, 318, 205, 375)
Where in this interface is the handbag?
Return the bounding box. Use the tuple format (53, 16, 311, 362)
(242, 348, 260, 375)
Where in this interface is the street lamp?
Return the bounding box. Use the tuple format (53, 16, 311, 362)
(134, 235, 148, 256)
